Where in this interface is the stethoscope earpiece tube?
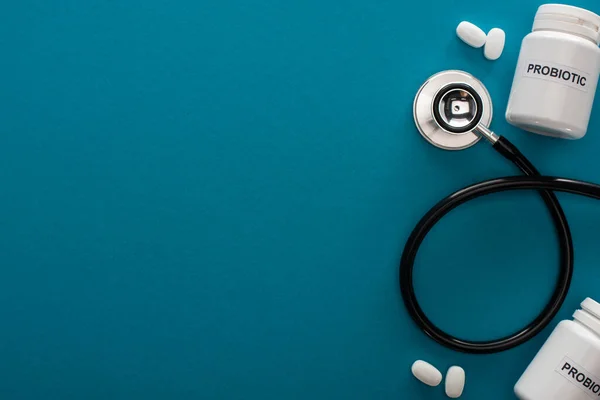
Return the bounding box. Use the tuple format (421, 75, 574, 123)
(399, 135, 594, 354)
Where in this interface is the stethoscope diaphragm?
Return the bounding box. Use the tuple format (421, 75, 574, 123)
(413, 70, 493, 150)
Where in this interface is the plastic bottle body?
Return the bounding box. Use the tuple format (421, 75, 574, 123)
(515, 300, 600, 400)
(506, 30, 600, 139)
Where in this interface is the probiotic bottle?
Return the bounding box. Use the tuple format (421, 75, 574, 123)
(515, 298, 600, 399)
(506, 4, 600, 140)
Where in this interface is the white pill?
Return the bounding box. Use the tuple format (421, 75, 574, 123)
(484, 28, 505, 60)
(411, 360, 442, 387)
(445, 366, 465, 398)
(456, 21, 487, 48)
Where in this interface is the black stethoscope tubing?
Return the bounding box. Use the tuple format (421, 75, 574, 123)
(400, 83, 600, 354)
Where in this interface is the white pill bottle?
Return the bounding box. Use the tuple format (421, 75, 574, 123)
(515, 298, 600, 399)
(506, 4, 600, 139)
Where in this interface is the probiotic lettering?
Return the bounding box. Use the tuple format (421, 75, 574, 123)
(526, 63, 588, 87)
(556, 358, 600, 398)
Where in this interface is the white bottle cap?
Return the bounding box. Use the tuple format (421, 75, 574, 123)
(581, 297, 600, 319)
(573, 298, 600, 336)
(533, 4, 600, 46)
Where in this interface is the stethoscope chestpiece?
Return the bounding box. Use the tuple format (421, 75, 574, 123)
(432, 83, 483, 134)
(414, 70, 493, 150)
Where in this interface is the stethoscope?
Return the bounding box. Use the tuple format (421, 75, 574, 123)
(401, 70, 600, 354)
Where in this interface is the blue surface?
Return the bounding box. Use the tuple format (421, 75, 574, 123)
(2, 0, 600, 398)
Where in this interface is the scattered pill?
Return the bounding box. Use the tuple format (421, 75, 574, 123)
(411, 360, 442, 387)
(456, 21, 487, 48)
(445, 366, 465, 398)
(484, 28, 506, 60)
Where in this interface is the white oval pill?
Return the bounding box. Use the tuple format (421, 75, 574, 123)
(484, 28, 505, 60)
(456, 21, 487, 48)
(411, 360, 442, 387)
(445, 366, 465, 398)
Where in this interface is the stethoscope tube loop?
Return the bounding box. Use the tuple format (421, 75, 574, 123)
(399, 136, 600, 354)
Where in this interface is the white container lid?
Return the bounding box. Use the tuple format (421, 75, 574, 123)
(533, 4, 600, 45)
(573, 298, 600, 336)
(581, 297, 600, 319)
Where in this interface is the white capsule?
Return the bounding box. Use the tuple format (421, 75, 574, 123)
(456, 21, 487, 48)
(484, 28, 505, 60)
(411, 360, 442, 387)
(445, 366, 465, 398)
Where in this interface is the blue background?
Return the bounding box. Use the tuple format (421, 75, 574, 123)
(2, 0, 600, 398)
